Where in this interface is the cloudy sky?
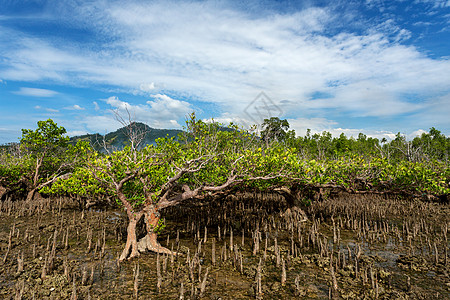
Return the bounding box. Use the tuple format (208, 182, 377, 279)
(0, 0, 449, 144)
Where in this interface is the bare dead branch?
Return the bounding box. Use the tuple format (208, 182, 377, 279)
(112, 107, 146, 152)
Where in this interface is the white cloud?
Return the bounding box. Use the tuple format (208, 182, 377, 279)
(287, 117, 338, 136)
(415, 0, 450, 9)
(106, 96, 133, 111)
(409, 129, 427, 139)
(64, 104, 85, 110)
(33, 105, 59, 113)
(67, 130, 89, 137)
(371, 19, 412, 43)
(13, 87, 58, 97)
(100, 95, 192, 129)
(93, 101, 100, 111)
(140, 82, 155, 92)
(82, 115, 121, 134)
(407, 92, 450, 129)
(203, 113, 251, 127)
(0, 1, 449, 134)
(147, 94, 192, 121)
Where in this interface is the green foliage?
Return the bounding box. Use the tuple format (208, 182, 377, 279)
(3, 117, 449, 206)
(411, 127, 450, 161)
(21, 119, 69, 154)
(261, 117, 292, 145)
(14, 119, 93, 198)
(50, 118, 450, 206)
(0, 149, 27, 195)
(150, 218, 166, 234)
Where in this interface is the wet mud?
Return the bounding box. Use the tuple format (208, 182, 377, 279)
(0, 193, 449, 299)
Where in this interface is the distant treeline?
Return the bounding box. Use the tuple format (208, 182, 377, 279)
(260, 118, 449, 162)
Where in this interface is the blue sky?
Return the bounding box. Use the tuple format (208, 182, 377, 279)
(0, 0, 449, 144)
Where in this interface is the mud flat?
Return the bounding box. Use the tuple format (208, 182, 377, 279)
(0, 193, 449, 299)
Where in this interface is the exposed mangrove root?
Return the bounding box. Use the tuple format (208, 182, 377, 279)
(119, 218, 140, 261)
(139, 206, 180, 256)
(137, 233, 178, 255)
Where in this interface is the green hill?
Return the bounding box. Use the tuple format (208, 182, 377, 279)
(70, 122, 183, 151)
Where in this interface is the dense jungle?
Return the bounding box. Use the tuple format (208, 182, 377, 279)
(0, 115, 449, 299)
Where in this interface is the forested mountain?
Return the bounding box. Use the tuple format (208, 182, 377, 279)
(70, 122, 183, 151)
